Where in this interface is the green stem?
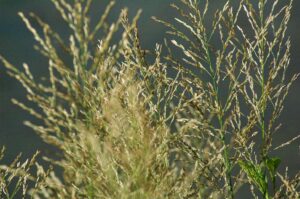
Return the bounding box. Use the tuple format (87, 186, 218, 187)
(259, 0, 267, 162)
(204, 43, 234, 199)
(259, 1, 271, 199)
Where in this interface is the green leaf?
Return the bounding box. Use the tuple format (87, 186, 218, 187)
(238, 160, 267, 195)
(265, 157, 281, 190)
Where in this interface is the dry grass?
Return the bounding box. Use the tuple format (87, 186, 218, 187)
(0, 0, 299, 198)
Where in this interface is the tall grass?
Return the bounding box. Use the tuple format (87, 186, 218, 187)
(0, 0, 299, 198)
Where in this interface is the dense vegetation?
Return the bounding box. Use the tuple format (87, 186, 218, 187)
(0, 0, 299, 198)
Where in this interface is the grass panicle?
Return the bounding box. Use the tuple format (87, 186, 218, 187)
(0, 0, 299, 198)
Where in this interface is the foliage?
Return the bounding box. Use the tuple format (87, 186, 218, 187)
(0, 0, 299, 198)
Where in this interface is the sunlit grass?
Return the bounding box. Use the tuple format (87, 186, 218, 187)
(0, 0, 299, 198)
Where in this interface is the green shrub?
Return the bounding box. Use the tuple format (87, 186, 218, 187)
(1, 0, 299, 198)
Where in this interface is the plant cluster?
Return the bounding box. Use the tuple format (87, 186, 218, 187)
(0, 0, 299, 198)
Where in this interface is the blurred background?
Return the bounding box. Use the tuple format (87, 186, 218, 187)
(0, 0, 299, 197)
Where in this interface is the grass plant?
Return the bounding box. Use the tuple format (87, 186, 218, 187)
(0, 0, 299, 198)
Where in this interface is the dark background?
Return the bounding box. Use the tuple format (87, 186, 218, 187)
(0, 0, 299, 197)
